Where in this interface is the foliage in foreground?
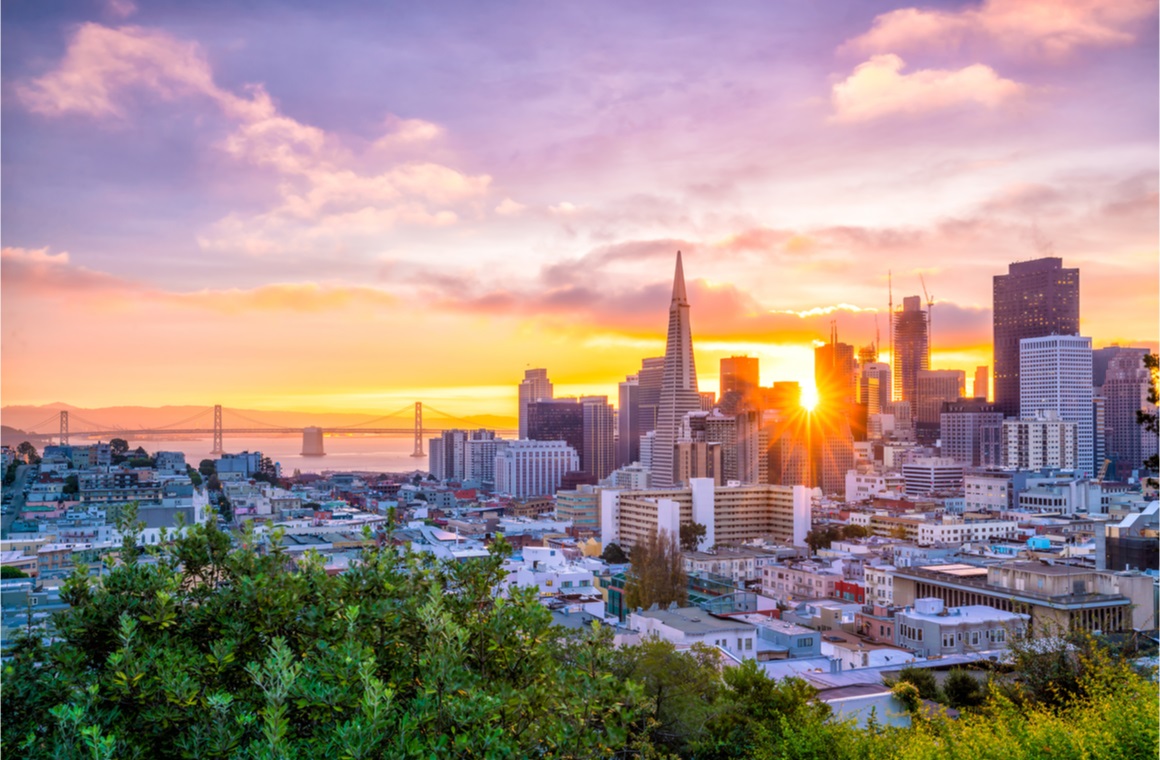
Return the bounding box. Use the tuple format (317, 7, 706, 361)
(2, 511, 1156, 759)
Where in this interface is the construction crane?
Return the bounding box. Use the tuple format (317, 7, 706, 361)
(920, 273, 934, 367)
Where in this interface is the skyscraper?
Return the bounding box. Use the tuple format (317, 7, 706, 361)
(616, 373, 640, 469)
(1020, 335, 1093, 477)
(993, 257, 1080, 418)
(893, 295, 929, 408)
(915, 369, 965, 442)
(526, 398, 584, 471)
(581, 395, 615, 480)
(652, 252, 701, 488)
(973, 366, 989, 402)
(814, 332, 857, 409)
(518, 369, 553, 439)
(720, 355, 760, 404)
(1102, 350, 1158, 479)
(859, 362, 892, 415)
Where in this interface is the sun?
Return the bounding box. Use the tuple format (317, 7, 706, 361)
(800, 384, 819, 412)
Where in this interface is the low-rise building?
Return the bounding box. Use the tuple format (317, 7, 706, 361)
(630, 606, 758, 660)
(894, 598, 1028, 657)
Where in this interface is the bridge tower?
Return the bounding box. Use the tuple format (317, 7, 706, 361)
(411, 402, 425, 457)
(59, 410, 69, 446)
(212, 405, 224, 455)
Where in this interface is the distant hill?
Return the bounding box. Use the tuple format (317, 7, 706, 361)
(1, 404, 518, 436)
(1, 425, 53, 447)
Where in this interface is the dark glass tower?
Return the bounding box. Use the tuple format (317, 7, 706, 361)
(992, 258, 1080, 418)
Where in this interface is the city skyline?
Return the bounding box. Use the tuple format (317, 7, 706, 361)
(3, 1, 1157, 417)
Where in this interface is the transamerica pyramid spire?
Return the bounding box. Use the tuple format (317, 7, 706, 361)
(652, 251, 701, 488)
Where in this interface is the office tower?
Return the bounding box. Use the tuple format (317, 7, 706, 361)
(526, 398, 585, 471)
(974, 366, 989, 401)
(766, 382, 802, 413)
(427, 437, 444, 479)
(859, 362, 892, 415)
(893, 296, 929, 407)
(674, 439, 723, 486)
(699, 391, 717, 411)
(940, 399, 1003, 467)
(581, 395, 615, 480)
(813, 414, 854, 496)
(653, 252, 702, 488)
(494, 440, 580, 498)
(1092, 345, 1149, 387)
(915, 369, 966, 442)
(815, 328, 857, 408)
(637, 357, 665, 433)
(1002, 411, 1077, 471)
(720, 356, 760, 404)
(858, 344, 878, 366)
(1102, 351, 1158, 479)
(1092, 396, 1106, 478)
(1020, 335, 1093, 476)
(518, 369, 553, 439)
(993, 258, 1080, 418)
(616, 374, 639, 469)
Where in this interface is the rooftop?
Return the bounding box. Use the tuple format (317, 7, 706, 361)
(633, 606, 754, 636)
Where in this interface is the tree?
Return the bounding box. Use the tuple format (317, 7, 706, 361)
(0, 519, 651, 759)
(679, 522, 707, 552)
(217, 495, 234, 522)
(1138, 353, 1158, 471)
(892, 665, 939, 700)
(198, 459, 216, 478)
(16, 441, 40, 465)
(62, 474, 79, 496)
(109, 439, 129, 457)
(624, 529, 687, 612)
(601, 542, 629, 564)
(943, 668, 984, 709)
(0, 566, 29, 579)
(186, 466, 202, 488)
(4, 462, 18, 486)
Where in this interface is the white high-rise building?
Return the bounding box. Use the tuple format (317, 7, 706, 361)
(1020, 335, 1093, 477)
(465, 438, 509, 485)
(1002, 411, 1078, 471)
(494, 440, 579, 499)
(653, 252, 702, 488)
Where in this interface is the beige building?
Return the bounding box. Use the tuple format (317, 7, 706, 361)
(600, 479, 810, 551)
(892, 561, 1154, 635)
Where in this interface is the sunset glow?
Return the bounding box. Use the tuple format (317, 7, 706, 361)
(2, 1, 1156, 421)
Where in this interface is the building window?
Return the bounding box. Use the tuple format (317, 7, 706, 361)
(971, 631, 980, 646)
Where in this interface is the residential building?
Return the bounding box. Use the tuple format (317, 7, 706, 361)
(1002, 411, 1078, 471)
(993, 257, 1081, 418)
(600, 480, 811, 551)
(1020, 334, 1094, 476)
(1100, 349, 1158, 479)
(630, 606, 758, 660)
(464, 436, 508, 485)
(894, 598, 1028, 657)
(915, 518, 1017, 546)
(555, 486, 600, 536)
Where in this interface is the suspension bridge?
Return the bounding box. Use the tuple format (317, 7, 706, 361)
(22, 404, 514, 457)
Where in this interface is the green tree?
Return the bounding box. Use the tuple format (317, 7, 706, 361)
(624, 529, 687, 612)
(5, 462, 19, 486)
(601, 542, 629, 564)
(198, 459, 216, 478)
(892, 665, 939, 700)
(16, 441, 40, 465)
(679, 522, 707, 552)
(186, 466, 202, 488)
(1, 565, 29, 579)
(217, 495, 234, 522)
(62, 474, 79, 496)
(1, 520, 651, 759)
(109, 438, 129, 458)
(943, 668, 984, 709)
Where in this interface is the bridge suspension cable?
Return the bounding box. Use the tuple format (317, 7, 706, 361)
(422, 405, 499, 428)
(26, 413, 62, 432)
(223, 409, 289, 428)
(344, 404, 418, 428)
(69, 413, 125, 432)
(152, 407, 215, 430)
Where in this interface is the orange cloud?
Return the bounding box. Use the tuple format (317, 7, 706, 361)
(843, 0, 1156, 60)
(831, 55, 1025, 123)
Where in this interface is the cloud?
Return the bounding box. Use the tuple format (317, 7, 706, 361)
(19, 23, 491, 256)
(842, 0, 1156, 60)
(495, 198, 527, 216)
(105, 0, 137, 19)
(1, 246, 71, 266)
(831, 54, 1025, 122)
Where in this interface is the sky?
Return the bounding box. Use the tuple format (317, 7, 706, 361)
(3, 0, 1157, 420)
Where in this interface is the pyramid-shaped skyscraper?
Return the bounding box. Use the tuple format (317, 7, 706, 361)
(651, 251, 701, 488)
